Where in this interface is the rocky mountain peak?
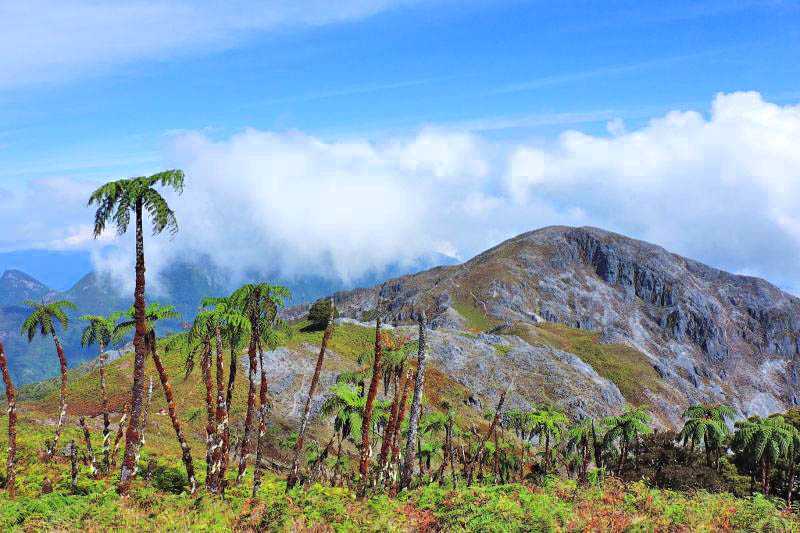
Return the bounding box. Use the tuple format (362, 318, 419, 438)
(326, 225, 800, 427)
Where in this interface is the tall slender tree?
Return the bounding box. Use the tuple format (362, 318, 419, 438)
(88, 169, 184, 495)
(466, 388, 507, 486)
(187, 308, 222, 493)
(603, 407, 652, 473)
(80, 311, 123, 472)
(565, 418, 595, 483)
(21, 299, 76, 460)
(732, 415, 794, 495)
(287, 299, 335, 490)
(532, 404, 569, 472)
(359, 316, 384, 484)
(118, 302, 197, 494)
(400, 311, 428, 490)
(199, 295, 250, 494)
(0, 341, 17, 498)
(679, 404, 735, 467)
(230, 282, 288, 482)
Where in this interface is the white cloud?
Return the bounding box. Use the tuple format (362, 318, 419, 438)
(5, 92, 800, 294)
(0, 0, 424, 89)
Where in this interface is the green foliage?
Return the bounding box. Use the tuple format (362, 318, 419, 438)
(306, 297, 338, 331)
(87, 170, 184, 237)
(515, 322, 669, 405)
(20, 299, 76, 341)
(451, 299, 500, 332)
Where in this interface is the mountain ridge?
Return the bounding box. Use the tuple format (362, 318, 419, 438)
(319, 225, 800, 426)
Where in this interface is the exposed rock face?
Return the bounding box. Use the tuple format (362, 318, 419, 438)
(318, 226, 800, 427)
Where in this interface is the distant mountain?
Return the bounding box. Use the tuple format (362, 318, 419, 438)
(0, 254, 457, 386)
(327, 226, 800, 427)
(0, 269, 55, 306)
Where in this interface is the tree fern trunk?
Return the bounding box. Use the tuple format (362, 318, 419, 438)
(359, 316, 384, 484)
(466, 389, 506, 486)
(237, 307, 261, 483)
(111, 404, 129, 468)
(378, 373, 404, 483)
(212, 327, 227, 492)
(287, 305, 335, 490)
(151, 337, 197, 494)
(0, 341, 17, 498)
(98, 343, 111, 473)
(201, 342, 218, 493)
(400, 312, 427, 490)
(251, 344, 270, 497)
(48, 334, 69, 461)
(119, 198, 147, 495)
(79, 416, 97, 477)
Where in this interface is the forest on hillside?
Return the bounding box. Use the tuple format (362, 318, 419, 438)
(1, 173, 799, 531)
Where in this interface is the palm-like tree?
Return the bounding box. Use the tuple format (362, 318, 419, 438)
(360, 316, 385, 485)
(532, 404, 569, 472)
(679, 404, 735, 467)
(88, 169, 184, 495)
(566, 418, 595, 483)
(732, 415, 795, 495)
(80, 311, 123, 472)
(603, 407, 652, 473)
(21, 299, 76, 460)
(188, 306, 223, 493)
(0, 341, 17, 498)
(199, 295, 250, 494)
(118, 302, 197, 494)
(321, 382, 366, 486)
(287, 299, 336, 490)
(466, 388, 507, 486)
(230, 282, 288, 483)
(401, 311, 428, 490)
(418, 410, 447, 477)
(376, 340, 414, 483)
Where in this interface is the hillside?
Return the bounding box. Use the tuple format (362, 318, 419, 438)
(313, 226, 800, 428)
(3, 225, 800, 530)
(0, 255, 454, 386)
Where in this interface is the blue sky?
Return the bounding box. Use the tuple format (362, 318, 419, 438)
(1, 0, 800, 292)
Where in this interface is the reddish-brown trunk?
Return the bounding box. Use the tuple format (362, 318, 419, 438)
(79, 416, 98, 477)
(111, 404, 129, 467)
(400, 312, 427, 490)
(237, 292, 261, 482)
(287, 306, 335, 490)
(200, 341, 218, 492)
(150, 336, 197, 494)
(390, 371, 412, 468)
(98, 343, 111, 473)
(252, 342, 270, 497)
(359, 317, 384, 481)
(212, 328, 227, 492)
(377, 373, 403, 480)
(46, 335, 69, 460)
(466, 389, 506, 486)
(0, 341, 17, 498)
(118, 198, 148, 495)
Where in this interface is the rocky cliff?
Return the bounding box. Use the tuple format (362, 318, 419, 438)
(311, 226, 800, 427)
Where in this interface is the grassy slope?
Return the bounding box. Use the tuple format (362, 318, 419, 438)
(0, 319, 797, 530)
(511, 322, 672, 406)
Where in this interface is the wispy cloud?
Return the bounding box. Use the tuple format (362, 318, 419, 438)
(492, 49, 737, 96)
(0, 0, 427, 90)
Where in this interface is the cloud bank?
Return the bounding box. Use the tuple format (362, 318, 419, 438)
(4, 92, 800, 293)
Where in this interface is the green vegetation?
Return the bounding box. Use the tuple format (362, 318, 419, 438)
(513, 322, 669, 405)
(452, 299, 501, 332)
(306, 297, 338, 331)
(2, 174, 800, 531)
